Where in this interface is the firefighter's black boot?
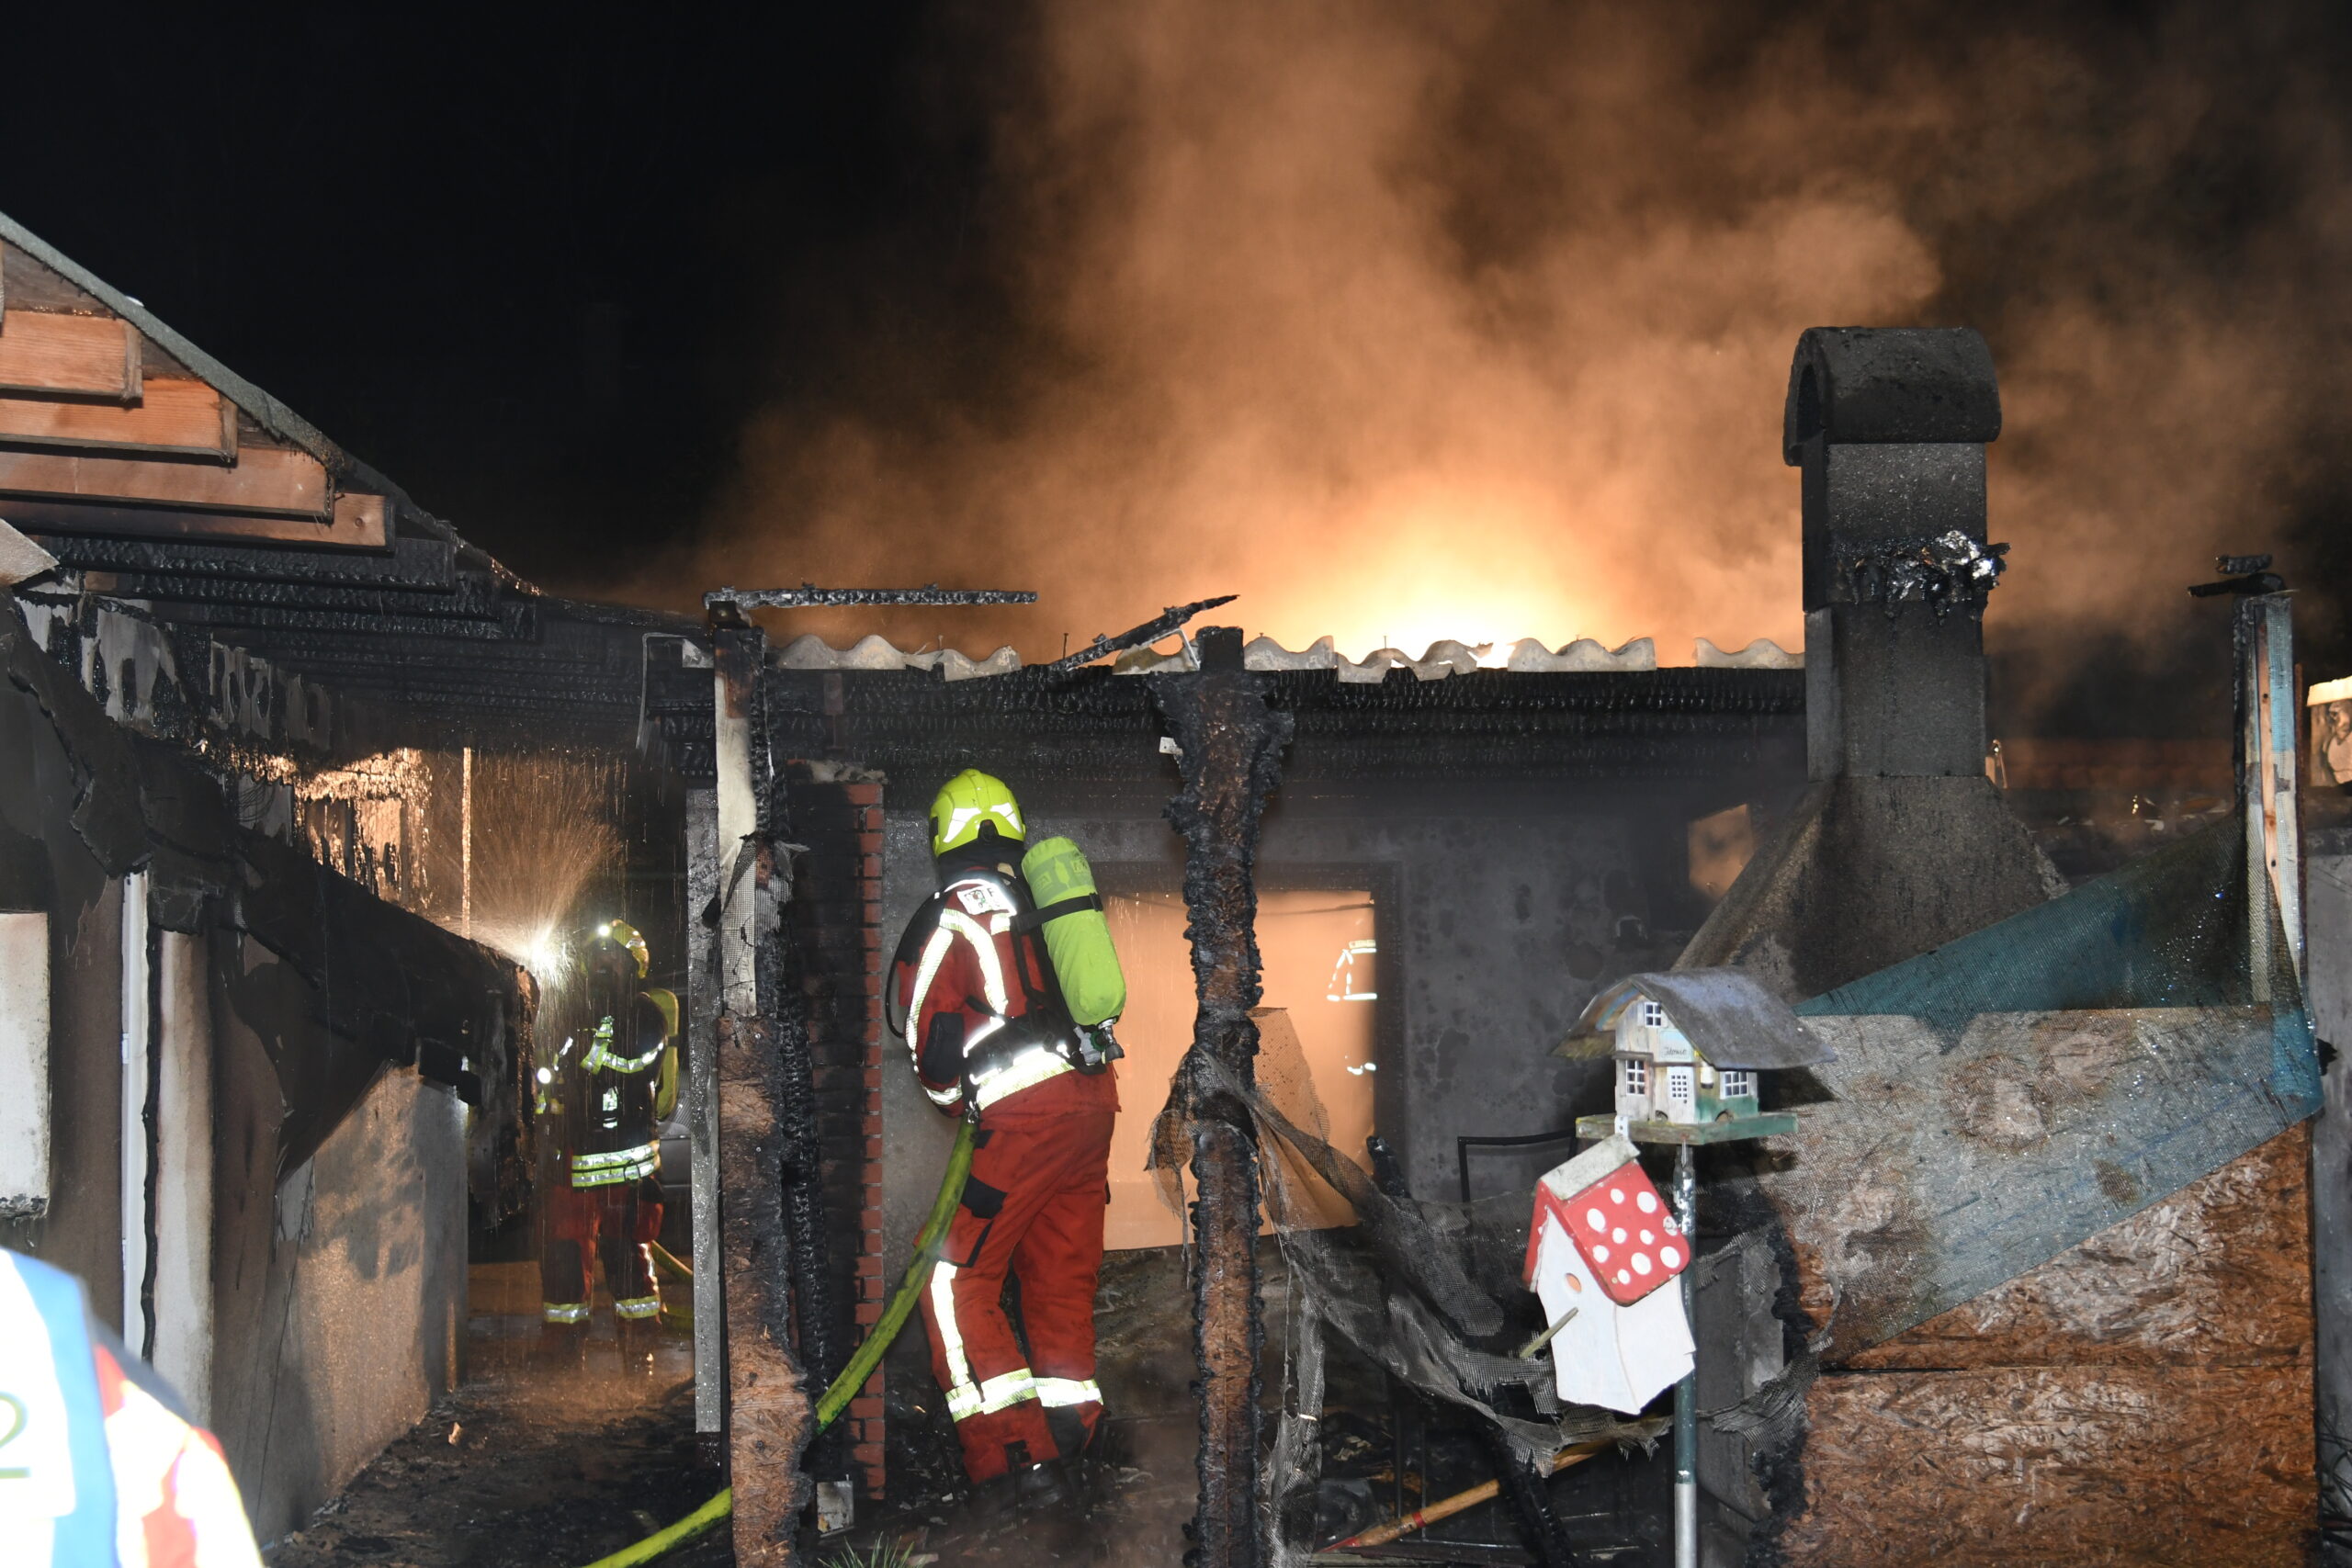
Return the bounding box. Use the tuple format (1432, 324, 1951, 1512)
(1012, 1458, 1071, 1512)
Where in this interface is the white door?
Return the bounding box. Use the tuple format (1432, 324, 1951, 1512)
(1664, 1066, 1695, 1122)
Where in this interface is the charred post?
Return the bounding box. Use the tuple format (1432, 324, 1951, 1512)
(759, 683, 848, 1490)
(713, 623, 816, 1564)
(1151, 626, 1293, 1568)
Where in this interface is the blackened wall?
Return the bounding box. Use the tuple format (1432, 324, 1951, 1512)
(0, 629, 466, 1543)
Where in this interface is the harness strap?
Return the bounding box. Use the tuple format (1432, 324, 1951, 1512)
(1012, 893, 1104, 932)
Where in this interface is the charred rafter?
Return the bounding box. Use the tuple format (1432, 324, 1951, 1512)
(705, 582, 1037, 612)
(1038, 592, 1238, 675)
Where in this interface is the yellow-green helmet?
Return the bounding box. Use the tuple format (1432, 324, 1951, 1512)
(593, 919, 650, 978)
(931, 769, 1025, 858)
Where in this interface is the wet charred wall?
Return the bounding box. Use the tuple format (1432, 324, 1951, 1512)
(0, 608, 475, 1543)
(2306, 829, 2352, 1529)
(209, 946, 469, 1542)
(0, 668, 130, 1314)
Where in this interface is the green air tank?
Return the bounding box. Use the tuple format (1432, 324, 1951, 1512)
(1020, 836, 1127, 1026)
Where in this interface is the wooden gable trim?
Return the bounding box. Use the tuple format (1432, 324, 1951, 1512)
(3, 491, 388, 550)
(0, 445, 327, 517)
(0, 378, 232, 460)
(0, 310, 140, 400)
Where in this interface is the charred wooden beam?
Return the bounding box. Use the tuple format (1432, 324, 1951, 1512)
(704, 582, 1036, 611)
(1152, 625, 1292, 1568)
(713, 625, 815, 1565)
(759, 681, 848, 1492)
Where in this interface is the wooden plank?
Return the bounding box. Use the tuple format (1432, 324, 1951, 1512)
(0, 310, 138, 400)
(0, 378, 230, 459)
(1845, 1128, 2312, 1371)
(2, 491, 388, 549)
(0, 445, 327, 517)
(1784, 1362, 2313, 1566)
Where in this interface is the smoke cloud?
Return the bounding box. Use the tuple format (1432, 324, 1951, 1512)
(684, 0, 2352, 697)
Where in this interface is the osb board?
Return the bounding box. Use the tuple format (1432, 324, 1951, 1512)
(1769, 1008, 2305, 1359)
(1785, 1363, 2313, 1566)
(1843, 1125, 2312, 1371)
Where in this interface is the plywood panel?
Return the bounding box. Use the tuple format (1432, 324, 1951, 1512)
(0, 444, 328, 516)
(1846, 1128, 2312, 1371)
(0, 378, 230, 457)
(0, 310, 137, 399)
(1785, 1362, 2312, 1566)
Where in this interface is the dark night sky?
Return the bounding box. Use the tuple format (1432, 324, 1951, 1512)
(0, 3, 955, 595)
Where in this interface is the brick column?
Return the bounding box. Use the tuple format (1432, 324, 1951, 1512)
(785, 767, 890, 1498)
(847, 781, 887, 1495)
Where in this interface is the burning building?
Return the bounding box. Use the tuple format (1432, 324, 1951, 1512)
(2, 188, 2339, 1568)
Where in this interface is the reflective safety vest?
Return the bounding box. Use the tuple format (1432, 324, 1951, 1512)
(890, 870, 1077, 1115)
(0, 1249, 262, 1567)
(537, 988, 679, 1188)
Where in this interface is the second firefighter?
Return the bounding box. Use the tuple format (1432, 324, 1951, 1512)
(537, 919, 680, 1370)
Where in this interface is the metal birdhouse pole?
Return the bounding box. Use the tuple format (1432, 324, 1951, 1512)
(1673, 1142, 1697, 1568)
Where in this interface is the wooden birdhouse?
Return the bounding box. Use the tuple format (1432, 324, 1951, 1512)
(1560, 969, 1834, 1144)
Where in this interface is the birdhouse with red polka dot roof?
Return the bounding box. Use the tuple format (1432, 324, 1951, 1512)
(1526, 1133, 1688, 1305)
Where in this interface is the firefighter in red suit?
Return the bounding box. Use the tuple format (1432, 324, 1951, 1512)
(889, 770, 1122, 1506)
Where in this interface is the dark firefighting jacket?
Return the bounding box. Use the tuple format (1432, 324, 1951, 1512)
(537, 987, 679, 1189)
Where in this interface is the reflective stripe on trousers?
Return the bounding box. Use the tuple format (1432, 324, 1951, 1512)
(930, 1260, 1044, 1422)
(542, 1302, 590, 1324)
(614, 1293, 662, 1320)
(1034, 1376, 1101, 1409)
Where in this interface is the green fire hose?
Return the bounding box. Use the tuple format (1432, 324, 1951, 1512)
(576, 1116, 978, 1568)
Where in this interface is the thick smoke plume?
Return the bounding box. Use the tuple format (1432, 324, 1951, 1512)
(688, 1, 2352, 700)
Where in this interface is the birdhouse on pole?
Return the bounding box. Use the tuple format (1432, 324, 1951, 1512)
(1561, 968, 1835, 1144)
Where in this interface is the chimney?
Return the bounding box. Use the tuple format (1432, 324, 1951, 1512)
(1680, 328, 2061, 998)
(1786, 327, 2003, 780)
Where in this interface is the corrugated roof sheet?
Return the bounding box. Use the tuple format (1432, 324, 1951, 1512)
(758, 633, 1802, 681)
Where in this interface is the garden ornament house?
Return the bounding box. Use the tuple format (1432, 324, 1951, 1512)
(1562, 968, 1834, 1142)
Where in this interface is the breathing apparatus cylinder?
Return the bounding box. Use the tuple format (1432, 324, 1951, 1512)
(1018, 836, 1126, 1025)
